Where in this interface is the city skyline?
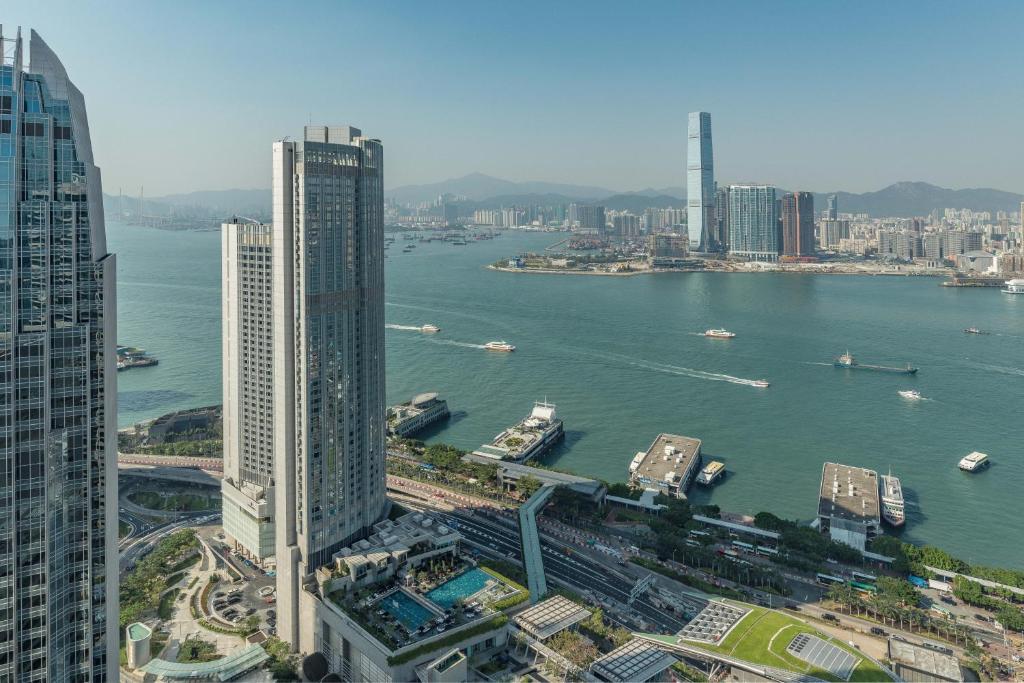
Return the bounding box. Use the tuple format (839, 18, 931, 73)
(5, 2, 1024, 196)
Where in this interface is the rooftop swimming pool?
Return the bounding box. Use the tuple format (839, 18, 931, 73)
(379, 590, 434, 631)
(425, 568, 492, 609)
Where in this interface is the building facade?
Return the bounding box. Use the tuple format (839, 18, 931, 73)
(221, 220, 276, 564)
(820, 219, 850, 250)
(272, 126, 388, 652)
(576, 205, 606, 234)
(781, 191, 815, 257)
(714, 185, 729, 252)
(0, 29, 118, 681)
(728, 185, 779, 261)
(686, 112, 714, 251)
(826, 194, 838, 220)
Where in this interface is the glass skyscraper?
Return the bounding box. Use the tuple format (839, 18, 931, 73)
(728, 185, 779, 262)
(271, 126, 387, 652)
(686, 111, 715, 251)
(0, 28, 118, 681)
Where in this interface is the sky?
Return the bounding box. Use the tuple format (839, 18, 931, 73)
(6, 1, 1024, 196)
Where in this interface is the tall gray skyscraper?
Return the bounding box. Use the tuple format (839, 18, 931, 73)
(0, 28, 118, 680)
(686, 111, 715, 251)
(728, 185, 779, 261)
(827, 194, 838, 220)
(271, 126, 387, 651)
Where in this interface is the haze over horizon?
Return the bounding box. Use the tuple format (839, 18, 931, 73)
(7, 0, 1024, 196)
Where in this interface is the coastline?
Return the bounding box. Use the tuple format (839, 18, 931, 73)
(488, 263, 953, 279)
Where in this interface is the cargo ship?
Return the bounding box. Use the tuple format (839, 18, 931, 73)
(833, 351, 918, 375)
(880, 471, 905, 527)
(471, 401, 563, 463)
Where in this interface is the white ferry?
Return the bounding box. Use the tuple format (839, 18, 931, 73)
(704, 329, 736, 339)
(484, 341, 515, 352)
(420, 324, 440, 333)
(898, 390, 922, 400)
(751, 380, 770, 388)
(696, 460, 726, 486)
(880, 471, 906, 527)
(1002, 278, 1024, 294)
(958, 451, 990, 472)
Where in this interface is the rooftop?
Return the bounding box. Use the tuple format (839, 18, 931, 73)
(590, 638, 677, 682)
(888, 639, 961, 681)
(140, 644, 269, 681)
(629, 434, 702, 491)
(818, 462, 880, 524)
(513, 595, 591, 641)
(127, 622, 151, 641)
(330, 511, 460, 573)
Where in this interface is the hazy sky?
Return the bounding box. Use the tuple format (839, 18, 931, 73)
(7, 1, 1023, 196)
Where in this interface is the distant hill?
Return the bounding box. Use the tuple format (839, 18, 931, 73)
(600, 193, 683, 211)
(104, 188, 271, 220)
(814, 182, 1024, 217)
(386, 172, 614, 204)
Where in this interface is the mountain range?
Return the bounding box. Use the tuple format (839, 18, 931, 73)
(104, 176, 1024, 220)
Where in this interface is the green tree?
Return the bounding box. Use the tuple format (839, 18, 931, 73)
(517, 475, 543, 498)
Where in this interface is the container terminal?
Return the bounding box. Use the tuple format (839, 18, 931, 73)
(816, 462, 880, 551)
(387, 393, 450, 437)
(628, 434, 702, 499)
(695, 460, 726, 486)
(471, 401, 563, 463)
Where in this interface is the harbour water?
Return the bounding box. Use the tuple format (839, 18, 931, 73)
(109, 222, 1024, 567)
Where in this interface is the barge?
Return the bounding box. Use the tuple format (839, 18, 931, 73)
(471, 401, 563, 463)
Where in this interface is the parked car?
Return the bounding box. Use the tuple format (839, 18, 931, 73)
(870, 627, 887, 636)
(822, 613, 838, 622)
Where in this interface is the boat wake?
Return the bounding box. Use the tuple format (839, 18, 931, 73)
(427, 338, 487, 350)
(588, 350, 767, 388)
(385, 324, 423, 331)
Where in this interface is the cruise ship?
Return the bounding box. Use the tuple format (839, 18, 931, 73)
(471, 401, 564, 463)
(958, 451, 990, 472)
(880, 472, 905, 527)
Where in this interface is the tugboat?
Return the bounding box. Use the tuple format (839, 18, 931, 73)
(834, 351, 918, 375)
(704, 329, 736, 339)
(483, 341, 515, 352)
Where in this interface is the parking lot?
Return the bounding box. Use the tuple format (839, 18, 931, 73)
(199, 528, 279, 637)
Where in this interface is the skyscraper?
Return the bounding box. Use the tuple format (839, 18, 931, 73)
(221, 219, 276, 566)
(686, 111, 714, 251)
(714, 184, 730, 253)
(827, 194, 838, 220)
(577, 204, 606, 234)
(781, 192, 816, 257)
(728, 185, 779, 261)
(0, 28, 118, 680)
(271, 126, 387, 651)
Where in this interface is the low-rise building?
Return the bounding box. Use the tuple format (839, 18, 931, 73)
(955, 250, 997, 274)
(628, 434, 702, 499)
(590, 638, 677, 682)
(817, 462, 880, 551)
(388, 393, 451, 437)
(887, 638, 964, 682)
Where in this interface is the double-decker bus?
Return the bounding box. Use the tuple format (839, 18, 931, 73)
(816, 573, 845, 586)
(850, 581, 878, 594)
(732, 540, 755, 552)
(851, 570, 877, 584)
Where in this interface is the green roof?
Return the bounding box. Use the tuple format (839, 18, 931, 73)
(140, 644, 269, 681)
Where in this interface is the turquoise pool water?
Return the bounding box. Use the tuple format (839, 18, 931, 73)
(380, 590, 433, 631)
(425, 568, 491, 609)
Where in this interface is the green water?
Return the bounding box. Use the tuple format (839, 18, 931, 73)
(109, 222, 1024, 568)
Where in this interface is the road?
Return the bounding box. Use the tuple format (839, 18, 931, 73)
(119, 511, 221, 575)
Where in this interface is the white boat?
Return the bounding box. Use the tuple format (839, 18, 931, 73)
(483, 341, 515, 352)
(704, 328, 736, 339)
(880, 471, 906, 527)
(1002, 278, 1024, 294)
(751, 379, 770, 388)
(898, 390, 922, 400)
(420, 324, 440, 333)
(958, 451, 990, 472)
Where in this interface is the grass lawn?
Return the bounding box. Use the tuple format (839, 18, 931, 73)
(682, 606, 892, 682)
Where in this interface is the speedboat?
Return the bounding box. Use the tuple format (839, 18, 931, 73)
(484, 341, 515, 352)
(751, 380, 770, 388)
(704, 329, 736, 339)
(898, 390, 922, 400)
(963, 327, 988, 335)
(420, 324, 440, 333)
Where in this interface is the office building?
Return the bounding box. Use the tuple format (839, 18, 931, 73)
(0, 28, 118, 680)
(728, 185, 779, 261)
(577, 204, 606, 234)
(271, 126, 388, 652)
(222, 220, 276, 565)
(686, 112, 715, 250)
(781, 192, 815, 257)
(714, 185, 729, 252)
(826, 194, 838, 220)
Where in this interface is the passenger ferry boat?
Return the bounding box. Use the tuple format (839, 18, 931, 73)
(483, 341, 515, 352)
(958, 451, 990, 472)
(420, 324, 440, 333)
(880, 471, 906, 527)
(704, 329, 736, 339)
(696, 460, 726, 486)
(963, 327, 988, 335)
(898, 389, 922, 400)
(751, 380, 770, 388)
(1002, 278, 1024, 294)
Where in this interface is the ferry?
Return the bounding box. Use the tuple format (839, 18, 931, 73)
(703, 329, 736, 339)
(471, 401, 564, 463)
(834, 351, 918, 375)
(402, 245, 415, 253)
(958, 451, 990, 472)
(483, 341, 515, 352)
(1002, 278, 1024, 294)
(420, 324, 440, 333)
(696, 460, 726, 486)
(880, 471, 906, 527)
(963, 327, 988, 335)
(751, 380, 770, 388)
(898, 389, 922, 400)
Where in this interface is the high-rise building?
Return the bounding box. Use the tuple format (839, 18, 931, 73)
(714, 185, 730, 253)
(686, 112, 714, 250)
(221, 220, 276, 565)
(0, 28, 118, 680)
(820, 219, 851, 249)
(781, 192, 816, 257)
(577, 205, 606, 234)
(271, 126, 387, 651)
(827, 194, 838, 220)
(728, 185, 779, 261)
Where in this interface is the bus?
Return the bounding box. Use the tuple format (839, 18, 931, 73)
(850, 581, 878, 594)
(816, 573, 845, 586)
(851, 570, 877, 583)
(732, 540, 755, 552)
(755, 545, 778, 557)
(689, 529, 711, 538)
